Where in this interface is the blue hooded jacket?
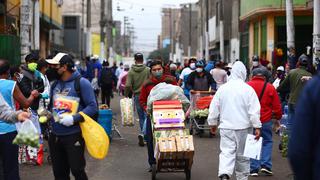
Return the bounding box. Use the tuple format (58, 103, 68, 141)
(204, 61, 215, 73)
(50, 71, 97, 135)
(288, 75, 320, 180)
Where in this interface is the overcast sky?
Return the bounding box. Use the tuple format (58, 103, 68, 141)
(113, 0, 198, 53)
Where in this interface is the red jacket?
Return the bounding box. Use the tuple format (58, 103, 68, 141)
(248, 76, 282, 123)
(139, 75, 177, 111)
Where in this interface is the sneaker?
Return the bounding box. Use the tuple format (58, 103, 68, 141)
(219, 174, 230, 180)
(261, 167, 273, 176)
(138, 135, 144, 147)
(250, 170, 259, 177)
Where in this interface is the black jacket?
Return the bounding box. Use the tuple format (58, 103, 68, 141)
(18, 66, 44, 110)
(288, 75, 320, 180)
(187, 71, 216, 91)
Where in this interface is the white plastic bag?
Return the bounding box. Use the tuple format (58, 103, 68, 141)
(120, 98, 135, 126)
(147, 83, 190, 113)
(13, 120, 40, 148)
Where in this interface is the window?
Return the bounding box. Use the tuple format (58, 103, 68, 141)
(64, 16, 77, 29)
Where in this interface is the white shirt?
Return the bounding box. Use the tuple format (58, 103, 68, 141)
(179, 67, 193, 88)
(272, 78, 281, 89)
(207, 61, 262, 130)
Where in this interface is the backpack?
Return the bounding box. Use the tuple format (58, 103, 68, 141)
(100, 67, 114, 87)
(50, 76, 98, 121)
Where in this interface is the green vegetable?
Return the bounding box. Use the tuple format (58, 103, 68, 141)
(191, 109, 209, 118)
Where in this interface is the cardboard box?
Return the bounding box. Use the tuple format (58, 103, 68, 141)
(153, 129, 189, 144)
(152, 109, 185, 130)
(156, 137, 177, 160)
(176, 135, 195, 160)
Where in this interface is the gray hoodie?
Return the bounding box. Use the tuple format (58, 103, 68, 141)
(0, 93, 21, 123)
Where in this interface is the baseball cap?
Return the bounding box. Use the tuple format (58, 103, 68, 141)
(276, 66, 285, 71)
(46, 53, 68, 65)
(298, 54, 309, 66)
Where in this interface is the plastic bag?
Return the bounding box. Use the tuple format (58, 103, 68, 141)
(120, 98, 135, 126)
(13, 120, 40, 148)
(79, 112, 109, 159)
(147, 83, 190, 113)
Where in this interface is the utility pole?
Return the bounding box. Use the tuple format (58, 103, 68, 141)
(169, 8, 173, 61)
(205, 0, 209, 61)
(313, 0, 320, 67)
(286, 0, 295, 49)
(123, 16, 128, 57)
(20, 0, 31, 62)
(87, 0, 92, 56)
(80, 0, 85, 59)
(188, 3, 192, 58)
(219, 0, 224, 61)
(100, 0, 105, 59)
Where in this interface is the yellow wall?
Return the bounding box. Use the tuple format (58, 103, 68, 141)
(266, 16, 275, 63)
(92, 33, 101, 56)
(39, 0, 62, 26)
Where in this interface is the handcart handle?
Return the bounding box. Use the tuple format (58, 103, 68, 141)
(190, 90, 215, 95)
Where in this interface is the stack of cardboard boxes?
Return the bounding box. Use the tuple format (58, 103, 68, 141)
(152, 100, 195, 168)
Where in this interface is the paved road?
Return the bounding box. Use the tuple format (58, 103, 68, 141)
(20, 95, 292, 180)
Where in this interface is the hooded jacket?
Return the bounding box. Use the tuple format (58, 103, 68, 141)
(124, 64, 150, 96)
(50, 71, 97, 135)
(207, 61, 262, 129)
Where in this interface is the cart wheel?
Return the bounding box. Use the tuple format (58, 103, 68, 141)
(185, 169, 191, 180)
(151, 164, 156, 180)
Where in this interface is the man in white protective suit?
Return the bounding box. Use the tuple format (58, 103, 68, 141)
(207, 61, 262, 180)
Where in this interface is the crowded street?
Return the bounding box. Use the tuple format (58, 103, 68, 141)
(0, 0, 320, 180)
(20, 95, 292, 180)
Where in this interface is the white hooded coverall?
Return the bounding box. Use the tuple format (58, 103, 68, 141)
(207, 61, 262, 180)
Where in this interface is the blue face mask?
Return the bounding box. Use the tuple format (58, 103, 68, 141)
(196, 68, 203, 73)
(152, 70, 163, 79)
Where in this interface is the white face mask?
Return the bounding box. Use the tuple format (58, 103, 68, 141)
(252, 61, 259, 67)
(196, 68, 203, 73)
(190, 63, 196, 70)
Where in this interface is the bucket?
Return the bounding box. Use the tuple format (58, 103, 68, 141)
(98, 109, 113, 138)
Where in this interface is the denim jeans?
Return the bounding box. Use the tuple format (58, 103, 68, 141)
(134, 95, 146, 135)
(146, 116, 156, 166)
(251, 121, 273, 171)
(287, 103, 296, 139)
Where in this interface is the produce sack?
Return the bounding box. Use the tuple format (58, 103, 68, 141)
(13, 120, 40, 148)
(147, 83, 190, 113)
(79, 112, 109, 159)
(120, 98, 135, 126)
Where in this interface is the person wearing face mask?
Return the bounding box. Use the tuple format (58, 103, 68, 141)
(18, 53, 44, 111)
(139, 60, 177, 171)
(0, 59, 39, 180)
(187, 60, 216, 92)
(178, 58, 197, 99)
(46, 53, 97, 180)
(187, 61, 216, 135)
(169, 63, 179, 81)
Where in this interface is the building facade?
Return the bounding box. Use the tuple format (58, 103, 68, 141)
(240, 0, 313, 67)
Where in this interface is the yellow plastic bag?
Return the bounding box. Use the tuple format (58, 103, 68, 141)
(79, 112, 109, 159)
